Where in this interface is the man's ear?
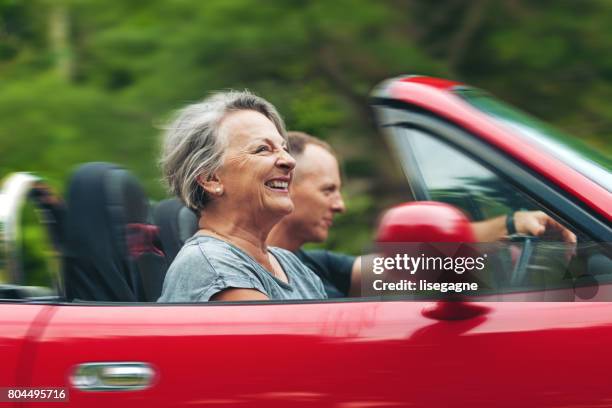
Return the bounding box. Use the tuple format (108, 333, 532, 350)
(197, 173, 224, 196)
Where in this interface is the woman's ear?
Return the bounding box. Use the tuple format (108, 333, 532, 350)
(197, 174, 224, 196)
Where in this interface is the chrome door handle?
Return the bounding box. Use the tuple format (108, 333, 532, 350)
(71, 362, 156, 391)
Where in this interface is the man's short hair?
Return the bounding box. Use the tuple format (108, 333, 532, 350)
(287, 131, 335, 158)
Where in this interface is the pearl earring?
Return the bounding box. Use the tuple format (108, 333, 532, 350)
(216, 187, 222, 194)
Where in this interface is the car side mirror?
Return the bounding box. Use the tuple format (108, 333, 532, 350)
(374, 200, 479, 285)
(375, 201, 475, 243)
(373, 202, 490, 320)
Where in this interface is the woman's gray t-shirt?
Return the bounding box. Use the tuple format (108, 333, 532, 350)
(157, 235, 327, 302)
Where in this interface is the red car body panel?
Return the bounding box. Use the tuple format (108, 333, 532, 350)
(385, 77, 611, 221)
(12, 301, 612, 407)
(0, 305, 51, 388)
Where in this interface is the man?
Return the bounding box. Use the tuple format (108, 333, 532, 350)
(268, 132, 576, 298)
(267, 132, 360, 297)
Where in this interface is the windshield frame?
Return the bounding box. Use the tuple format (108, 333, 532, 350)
(454, 88, 612, 193)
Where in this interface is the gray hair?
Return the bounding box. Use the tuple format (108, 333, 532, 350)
(160, 90, 286, 212)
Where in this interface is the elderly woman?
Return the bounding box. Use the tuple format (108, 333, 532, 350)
(157, 91, 327, 302)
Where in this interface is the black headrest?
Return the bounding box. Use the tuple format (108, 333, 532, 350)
(63, 162, 152, 301)
(153, 198, 198, 266)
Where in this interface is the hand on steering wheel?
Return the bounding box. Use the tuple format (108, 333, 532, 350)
(512, 210, 576, 244)
(509, 211, 577, 285)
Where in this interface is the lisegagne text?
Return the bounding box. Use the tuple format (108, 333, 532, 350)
(373, 279, 478, 293)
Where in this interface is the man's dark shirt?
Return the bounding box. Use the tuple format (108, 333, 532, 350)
(295, 249, 355, 298)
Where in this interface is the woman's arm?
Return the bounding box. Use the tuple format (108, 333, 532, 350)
(211, 288, 269, 301)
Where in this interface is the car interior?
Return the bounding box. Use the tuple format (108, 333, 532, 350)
(1, 163, 183, 302)
(1, 159, 610, 303)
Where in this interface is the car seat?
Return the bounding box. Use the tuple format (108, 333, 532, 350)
(153, 198, 198, 267)
(62, 163, 166, 302)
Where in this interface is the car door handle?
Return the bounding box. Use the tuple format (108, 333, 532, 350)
(70, 362, 156, 391)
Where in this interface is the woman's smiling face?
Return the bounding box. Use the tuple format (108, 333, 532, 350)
(215, 109, 296, 220)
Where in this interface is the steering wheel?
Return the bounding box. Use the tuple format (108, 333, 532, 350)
(507, 232, 577, 296)
(508, 234, 540, 287)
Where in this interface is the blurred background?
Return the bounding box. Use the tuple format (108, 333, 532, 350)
(1, 0, 611, 260)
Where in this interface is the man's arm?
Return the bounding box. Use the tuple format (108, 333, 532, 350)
(471, 211, 576, 243)
(348, 257, 362, 297)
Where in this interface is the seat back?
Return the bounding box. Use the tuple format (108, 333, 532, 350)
(62, 163, 166, 302)
(153, 198, 198, 266)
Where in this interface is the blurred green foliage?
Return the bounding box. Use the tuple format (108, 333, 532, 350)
(1, 0, 611, 265)
(20, 201, 59, 288)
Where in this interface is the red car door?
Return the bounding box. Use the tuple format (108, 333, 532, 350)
(26, 301, 431, 407)
(20, 300, 612, 407)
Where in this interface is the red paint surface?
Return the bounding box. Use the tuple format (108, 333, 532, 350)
(13, 302, 612, 407)
(376, 201, 476, 243)
(398, 75, 463, 90)
(0, 304, 50, 408)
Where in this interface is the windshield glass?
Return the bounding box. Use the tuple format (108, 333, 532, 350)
(455, 88, 612, 192)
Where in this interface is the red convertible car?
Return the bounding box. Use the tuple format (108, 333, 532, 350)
(0, 76, 610, 407)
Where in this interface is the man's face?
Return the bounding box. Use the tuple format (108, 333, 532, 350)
(288, 144, 346, 243)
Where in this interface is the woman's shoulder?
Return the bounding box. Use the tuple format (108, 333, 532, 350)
(184, 233, 231, 249)
(166, 237, 215, 276)
(166, 235, 236, 280)
(160, 235, 266, 302)
(181, 235, 264, 277)
(180, 234, 240, 259)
